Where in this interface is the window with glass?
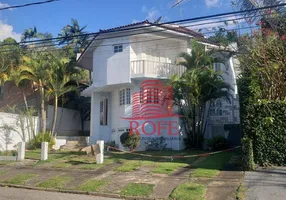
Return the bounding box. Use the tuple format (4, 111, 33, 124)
(119, 88, 131, 106)
(100, 99, 108, 125)
(114, 45, 123, 53)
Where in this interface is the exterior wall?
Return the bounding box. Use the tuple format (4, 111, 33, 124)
(89, 81, 185, 150)
(204, 56, 241, 140)
(47, 105, 89, 136)
(0, 81, 39, 112)
(93, 36, 131, 87)
(130, 35, 188, 64)
(0, 112, 39, 150)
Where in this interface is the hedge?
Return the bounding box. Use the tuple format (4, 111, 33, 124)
(241, 137, 255, 170)
(243, 101, 286, 166)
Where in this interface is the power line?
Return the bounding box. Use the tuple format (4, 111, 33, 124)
(0, 0, 59, 11)
(0, 3, 284, 48)
(0, 24, 261, 54)
(171, 0, 186, 8)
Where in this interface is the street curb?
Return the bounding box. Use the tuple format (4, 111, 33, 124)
(0, 183, 163, 200)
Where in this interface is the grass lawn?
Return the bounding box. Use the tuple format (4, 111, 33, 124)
(52, 162, 71, 168)
(76, 179, 107, 192)
(192, 168, 219, 178)
(152, 162, 189, 174)
(4, 174, 37, 185)
(170, 182, 206, 200)
(191, 151, 236, 178)
(114, 160, 154, 172)
(0, 170, 7, 176)
(37, 176, 73, 188)
(120, 183, 155, 197)
(236, 183, 247, 200)
(0, 161, 13, 166)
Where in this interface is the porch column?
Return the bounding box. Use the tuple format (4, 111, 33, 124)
(90, 91, 101, 144)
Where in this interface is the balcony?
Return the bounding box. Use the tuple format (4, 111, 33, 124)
(131, 60, 186, 79)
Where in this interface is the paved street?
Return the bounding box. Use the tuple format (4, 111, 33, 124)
(0, 187, 119, 200)
(244, 167, 286, 200)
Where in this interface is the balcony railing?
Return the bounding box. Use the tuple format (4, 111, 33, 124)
(131, 60, 186, 79)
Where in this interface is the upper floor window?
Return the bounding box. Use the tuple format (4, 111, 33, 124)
(114, 45, 123, 53)
(119, 88, 131, 106)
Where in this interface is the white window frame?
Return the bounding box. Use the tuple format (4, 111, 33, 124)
(100, 99, 108, 126)
(114, 44, 123, 53)
(119, 88, 131, 106)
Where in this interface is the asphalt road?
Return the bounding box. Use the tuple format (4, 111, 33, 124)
(244, 167, 286, 200)
(0, 187, 120, 200)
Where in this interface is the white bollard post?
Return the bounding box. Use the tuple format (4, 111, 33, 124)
(41, 142, 48, 161)
(96, 140, 104, 164)
(17, 142, 25, 161)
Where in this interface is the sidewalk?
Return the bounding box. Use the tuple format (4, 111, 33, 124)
(244, 167, 286, 200)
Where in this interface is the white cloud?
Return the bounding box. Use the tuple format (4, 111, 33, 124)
(0, 21, 21, 41)
(0, 3, 13, 11)
(141, 5, 160, 22)
(205, 0, 221, 8)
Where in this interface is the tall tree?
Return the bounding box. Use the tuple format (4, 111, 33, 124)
(171, 68, 232, 148)
(58, 19, 88, 55)
(19, 53, 50, 134)
(46, 56, 79, 136)
(171, 41, 232, 148)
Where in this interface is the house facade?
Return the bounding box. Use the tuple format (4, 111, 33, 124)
(77, 21, 240, 150)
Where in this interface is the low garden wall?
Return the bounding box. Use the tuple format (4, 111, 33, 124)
(0, 112, 39, 151)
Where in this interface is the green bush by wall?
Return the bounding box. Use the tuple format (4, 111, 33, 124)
(241, 137, 255, 170)
(243, 101, 286, 166)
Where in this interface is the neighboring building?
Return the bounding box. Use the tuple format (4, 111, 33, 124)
(77, 20, 241, 150)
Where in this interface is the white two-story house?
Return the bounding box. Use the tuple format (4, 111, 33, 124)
(77, 20, 240, 150)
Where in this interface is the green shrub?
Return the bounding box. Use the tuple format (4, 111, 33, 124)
(120, 131, 140, 151)
(241, 137, 255, 170)
(29, 132, 55, 149)
(207, 136, 228, 151)
(243, 101, 286, 166)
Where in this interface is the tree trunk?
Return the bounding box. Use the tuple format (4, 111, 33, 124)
(39, 85, 46, 137)
(197, 106, 201, 149)
(51, 95, 58, 137)
(202, 103, 211, 137)
(22, 89, 31, 141)
(192, 104, 196, 148)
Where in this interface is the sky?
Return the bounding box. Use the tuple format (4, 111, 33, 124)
(0, 0, 237, 42)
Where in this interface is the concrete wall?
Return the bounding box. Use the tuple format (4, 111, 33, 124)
(47, 105, 89, 136)
(0, 112, 39, 151)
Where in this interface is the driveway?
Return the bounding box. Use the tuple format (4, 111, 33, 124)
(244, 167, 286, 200)
(0, 187, 119, 200)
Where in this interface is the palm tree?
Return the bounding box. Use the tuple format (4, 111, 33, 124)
(171, 41, 232, 148)
(19, 54, 50, 134)
(21, 26, 43, 42)
(171, 68, 232, 148)
(46, 57, 79, 137)
(58, 19, 88, 54)
(176, 41, 218, 70)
